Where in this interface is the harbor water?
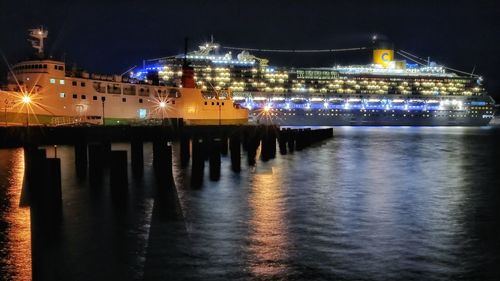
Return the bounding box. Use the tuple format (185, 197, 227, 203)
(0, 126, 499, 280)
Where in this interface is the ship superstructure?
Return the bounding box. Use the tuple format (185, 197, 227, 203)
(135, 39, 495, 126)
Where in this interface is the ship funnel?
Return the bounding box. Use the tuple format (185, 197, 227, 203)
(181, 65, 196, 88)
(372, 39, 394, 68)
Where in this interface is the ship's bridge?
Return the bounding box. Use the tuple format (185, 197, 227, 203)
(7, 59, 66, 88)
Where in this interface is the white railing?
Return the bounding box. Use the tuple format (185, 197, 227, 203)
(50, 116, 85, 126)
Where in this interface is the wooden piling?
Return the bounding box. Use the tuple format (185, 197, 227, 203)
(229, 133, 241, 173)
(191, 138, 205, 187)
(209, 138, 221, 181)
(180, 134, 190, 168)
(74, 142, 87, 177)
(131, 140, 144, 178)
(110, 150, 128, 193)
(88, 143, 104, 185)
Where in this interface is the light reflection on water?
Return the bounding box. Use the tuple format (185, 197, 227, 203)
(0, 149, 31, 281)
(248, 167, 289, 278)
(0, 126, 498, 280)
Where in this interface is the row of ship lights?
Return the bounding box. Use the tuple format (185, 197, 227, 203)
(133, 62, 459, 80)
(237, 98, 465, 111)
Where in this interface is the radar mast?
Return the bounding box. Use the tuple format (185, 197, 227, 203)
(28, 27, 48, 56)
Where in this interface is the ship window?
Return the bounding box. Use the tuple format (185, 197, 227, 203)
(93, 96, 97, 100)
(72, 81, 77, 86)
(43, 64, 47, 69)
(81, 82, 85, 87)
(59, 80, 65, 85)
(81, 95, 86, 99)
(216, 102, 219, 106)
(138, 109, 147, 119)
(139, 99, 143, 103)
(172, 100, 175, 104)
(72, 94, 77, 99)
(212, 102, 214, 105)
(101, 97, 106, 102)
(54, 65, 58, 70)
(50, 78, 56, 84)
(222, 102, 224, 106)
(122, 98, 126, 102)
(204, 102, 207, 105)
(59, 93, 65, 98)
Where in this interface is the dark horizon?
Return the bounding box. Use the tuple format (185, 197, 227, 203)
(1, 0, 499, 98)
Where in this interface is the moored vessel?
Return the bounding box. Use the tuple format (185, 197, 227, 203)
(0, 28, 249, 126)
(136, 38, 496, 126)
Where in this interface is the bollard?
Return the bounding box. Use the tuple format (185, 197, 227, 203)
(180, 134, 190, 168)
(131, 140, 144, 178)
(229, 133, 241, 173)
(110, 150, 128, 196)
(209, 138, 221, 181)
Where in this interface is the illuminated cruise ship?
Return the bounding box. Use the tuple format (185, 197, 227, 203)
(134, 40, 496, 126)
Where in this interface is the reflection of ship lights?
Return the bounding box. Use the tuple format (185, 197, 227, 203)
(323, 102, 328, 108)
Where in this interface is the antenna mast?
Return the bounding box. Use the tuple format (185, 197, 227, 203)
(28, 27, 48, 56)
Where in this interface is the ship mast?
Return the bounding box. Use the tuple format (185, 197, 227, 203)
(28, 27, 48, 57)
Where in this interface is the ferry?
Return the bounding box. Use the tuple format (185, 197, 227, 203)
(137, 38, 496, 126)
(0, 28, 248, 126)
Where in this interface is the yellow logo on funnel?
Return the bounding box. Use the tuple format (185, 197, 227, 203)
(373, 49, 394, 67)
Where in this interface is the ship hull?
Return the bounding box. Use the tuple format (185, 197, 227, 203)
(255, 111, 493, 126)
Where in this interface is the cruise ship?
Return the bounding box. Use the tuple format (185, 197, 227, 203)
(0, 28, 248, 126)
(134, 39, 496, 126)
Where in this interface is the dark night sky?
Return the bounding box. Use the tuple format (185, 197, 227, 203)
(1, 0, 499, 98)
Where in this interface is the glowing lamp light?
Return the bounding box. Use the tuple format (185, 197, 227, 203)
(22, 95, 31, 104)
(264, 105, 271, 112)
(159, 101, 166, 108)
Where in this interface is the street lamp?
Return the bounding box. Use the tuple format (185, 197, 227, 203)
(101, 96, 106, 125)
(22, 95, 31, 126)
(159, 101, 166, 122)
